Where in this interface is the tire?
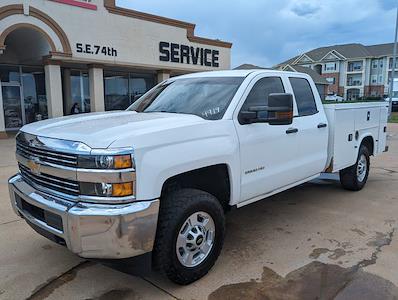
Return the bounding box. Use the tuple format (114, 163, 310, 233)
(339, 145, 370, 191)
(153, 188, 225, 285)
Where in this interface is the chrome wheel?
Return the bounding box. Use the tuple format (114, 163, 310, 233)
(176, 211, 215, 268)
(357, 154, 367, 182)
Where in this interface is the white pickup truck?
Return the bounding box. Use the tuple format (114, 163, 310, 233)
(8, 70, 388, 284)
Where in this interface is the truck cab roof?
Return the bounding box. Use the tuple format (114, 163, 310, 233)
(176, 69, 304, 79)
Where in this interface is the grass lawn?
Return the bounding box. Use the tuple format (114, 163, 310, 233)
(390, 112, 398, 123)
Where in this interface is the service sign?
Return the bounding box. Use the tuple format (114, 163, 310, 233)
(49, 0, 97, 10)
(159, 42, 220, 68)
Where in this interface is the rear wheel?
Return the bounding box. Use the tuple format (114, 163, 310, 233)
(153, 188, 225, 285)
(339, 145, 370, 191)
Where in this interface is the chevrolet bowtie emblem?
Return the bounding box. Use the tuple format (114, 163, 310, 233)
(27, 159, 41, 175)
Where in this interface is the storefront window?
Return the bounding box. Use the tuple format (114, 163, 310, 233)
(70, 70, 90, 113)
(104, 71, 155, 110)
(22, 67, 47, 123)
(0, 65, 20, 83)
(130, 74, 154, 102)
(104, 72, 129, 111)
(0, 65, 47, 129)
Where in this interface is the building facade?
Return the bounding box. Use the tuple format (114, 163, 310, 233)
(275, 43, 398, 101)
(0, 0, 232, 137)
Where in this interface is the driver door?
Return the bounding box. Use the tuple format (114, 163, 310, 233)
(234, 75, 303, 203)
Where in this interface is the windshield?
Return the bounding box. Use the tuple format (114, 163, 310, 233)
(127, 77, 244, 120)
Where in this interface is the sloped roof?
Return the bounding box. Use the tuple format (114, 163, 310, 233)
(366, 43, 394, 56)
(275, 42, 396, 69)
(234, 64, 329, 85)
(234, 64, 273, 70)
(289, 65, 329, 85)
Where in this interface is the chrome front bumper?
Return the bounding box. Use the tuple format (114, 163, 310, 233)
(8, 174, 160, 259)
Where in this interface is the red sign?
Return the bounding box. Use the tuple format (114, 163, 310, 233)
(49, 0, 97, 10)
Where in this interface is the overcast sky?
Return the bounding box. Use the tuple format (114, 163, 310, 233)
(117, 0, 397, 68)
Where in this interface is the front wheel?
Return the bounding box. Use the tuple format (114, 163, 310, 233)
(339, 145, 370, 191)
(153, 188, 225, 285)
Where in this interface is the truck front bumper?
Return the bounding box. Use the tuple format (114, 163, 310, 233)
(8, 174, 160, 259)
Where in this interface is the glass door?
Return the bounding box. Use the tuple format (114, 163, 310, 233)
(2, 84, 23, 130)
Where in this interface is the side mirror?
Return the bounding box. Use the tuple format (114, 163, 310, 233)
(239, 93, 294, 125)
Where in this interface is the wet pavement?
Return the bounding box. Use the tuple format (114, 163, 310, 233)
(0, 124, 398, 300)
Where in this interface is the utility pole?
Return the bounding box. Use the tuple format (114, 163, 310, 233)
(389, 2, 398, 116)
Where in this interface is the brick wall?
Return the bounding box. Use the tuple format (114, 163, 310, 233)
(364, 85, 384, 97)
(338, 87, 345, 97)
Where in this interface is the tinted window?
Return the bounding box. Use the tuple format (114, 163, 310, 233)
(128, 77, 244, 120)
(289, 77, 318, 116)
(241, 77, 285, 111)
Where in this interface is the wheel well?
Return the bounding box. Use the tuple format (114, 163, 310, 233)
(161, 164, 231, 211)
(361, 136, 374, 156)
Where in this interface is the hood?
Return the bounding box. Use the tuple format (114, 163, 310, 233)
(20, 111, 206, 149)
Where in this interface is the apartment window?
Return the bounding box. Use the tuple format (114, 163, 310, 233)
(325, 63, 336, 71)
(389, 58, 398, 69)
(379, 75, 383, 84)
(372, 60, 378, 69)
(326, 77, 335, 84)
(379, 59, 383, 69)
(348, 61, 363, 72)
(371, 75, 377, 84)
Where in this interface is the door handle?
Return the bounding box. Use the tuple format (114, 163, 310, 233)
(286, 128, 298, 134)
(317, 123, 327, 129)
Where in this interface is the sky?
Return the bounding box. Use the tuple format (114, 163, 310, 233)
(116, 0, 397, 68)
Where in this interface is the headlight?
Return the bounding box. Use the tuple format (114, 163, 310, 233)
(80, 181, 135, 197)
(78, 154, 134, 169)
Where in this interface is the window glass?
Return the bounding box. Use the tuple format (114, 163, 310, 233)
(104, 72, 155, 110)
(104, 72, 129, 110)
(22, 67, 47, 123)
(0, 65, 20, 83)
(325, 63, 336, 71)
(128, 77, 244, 120)
(240, 77, 285, 112)
(326, 77, 335, 84)
(70, 70, 90, 113)
(129, 74, 155, 102)
(289, 77, 318, 116)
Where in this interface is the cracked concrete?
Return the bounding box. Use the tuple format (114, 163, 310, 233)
(0, 124, 398, 300)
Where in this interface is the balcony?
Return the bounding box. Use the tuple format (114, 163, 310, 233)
(347, 79, 362, 86)
(347, 62, 363, 72)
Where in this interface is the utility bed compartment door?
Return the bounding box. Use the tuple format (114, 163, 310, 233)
(333, 109, 356, 171)
(377, 107, 388, 153)
(324, 102, 388, 172)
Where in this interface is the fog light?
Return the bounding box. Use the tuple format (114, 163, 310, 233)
(112, 182, 134, 197)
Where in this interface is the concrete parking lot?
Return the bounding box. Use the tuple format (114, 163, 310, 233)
(1, 124, 398, 300)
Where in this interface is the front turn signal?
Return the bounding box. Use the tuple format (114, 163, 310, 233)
(112, 182, 134, 197)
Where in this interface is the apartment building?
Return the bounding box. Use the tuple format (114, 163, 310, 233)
(275, 43, 397, 100)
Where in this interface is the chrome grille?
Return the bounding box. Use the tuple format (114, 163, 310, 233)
(19, 163, 80, 196)
(16, 140, 78, 168)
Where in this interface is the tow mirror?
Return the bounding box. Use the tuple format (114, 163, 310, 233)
(239, 93, 293, 125)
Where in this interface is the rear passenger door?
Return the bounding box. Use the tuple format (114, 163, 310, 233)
(234, 75, 304, 202)
(288, 76, 329, 177)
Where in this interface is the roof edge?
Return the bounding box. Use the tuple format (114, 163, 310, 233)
(103, 0, 232, 48)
